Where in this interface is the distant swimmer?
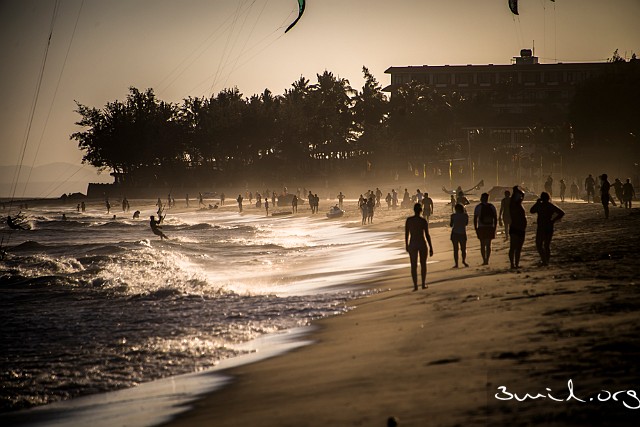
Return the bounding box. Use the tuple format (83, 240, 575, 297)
(133, 210, 140, 219)
(405, 203, 434, 291)
(7, 214, 29, 230)
(149, 215, 168, 240)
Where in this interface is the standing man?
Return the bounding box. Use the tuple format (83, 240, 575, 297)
(498, 190, 511, 240)
(585, 174, 596, 203)
(422, 192, 434, 221)
(622, 178, 635, 208)
(600, 174, 612, 219)
(237, 194, 244, 213)
(530, 192, 564, 266)
(405, 203, 434, 291)
(473, 193, 498, 266)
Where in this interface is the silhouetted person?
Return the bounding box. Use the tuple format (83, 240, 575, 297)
(265, 199, 269, 216)
(237, 194, 243, 212)
(149, 215, 168, 240)
(530, 192, 564, 266)
(570, 182, 579, 200)
(508, 186, 527, 269)
(337, 191, 345, 209)
(220, 192, 225, 206)
(105, 198, 111, 214)
(559, 179, 567, 202)
(199, 192, 205, 208)
(544, 175, 553, 198)
(7, 214, 28, 230)
(186, 193, 190, 208)
(405, 203, 433, 290)
(600, 174, 611, 219)
(498, 190, 511, 240)
(292, 194, 298, 213)
(456, 190, 469, 207)
(422, 192, 434, 221)
(585, 174, 596, 203)
(385, 192, 392, 209)
(450, 203, 469, 268)
(622, 178, 635, 208)
(402, 188, 411, 209)
(133, 210, 140, 219)
(474, 193, 497, 265)
(612, 178, 624, 207)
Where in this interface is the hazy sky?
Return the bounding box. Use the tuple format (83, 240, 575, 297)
(1, 0, 638, 175)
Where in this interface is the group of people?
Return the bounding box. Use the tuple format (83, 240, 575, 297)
(404, 185, 570, 291)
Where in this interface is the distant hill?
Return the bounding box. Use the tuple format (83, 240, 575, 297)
(0, 162, 112, 198)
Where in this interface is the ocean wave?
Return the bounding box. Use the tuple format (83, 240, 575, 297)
(7, 240, 47, 251)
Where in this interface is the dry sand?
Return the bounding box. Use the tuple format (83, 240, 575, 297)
(161, 198, 640, 427)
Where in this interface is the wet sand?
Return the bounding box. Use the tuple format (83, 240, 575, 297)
(155, 199, 640, 426)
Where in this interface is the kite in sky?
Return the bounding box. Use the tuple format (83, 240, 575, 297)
(510, 0, 556, 15)
(285, 0, 305, 33)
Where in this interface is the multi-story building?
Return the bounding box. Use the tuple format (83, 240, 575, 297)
(383, 50, 618, 189)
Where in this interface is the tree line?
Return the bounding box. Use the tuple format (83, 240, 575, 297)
(71, 59, 639, 189)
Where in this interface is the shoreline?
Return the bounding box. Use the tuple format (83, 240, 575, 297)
(161, 201, 640, 426)
(4, 199, 639, 426)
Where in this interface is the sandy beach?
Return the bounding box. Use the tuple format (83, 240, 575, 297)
(158, 197, 640, 427)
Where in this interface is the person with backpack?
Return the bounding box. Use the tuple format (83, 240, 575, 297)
(473, 192, 498, 266)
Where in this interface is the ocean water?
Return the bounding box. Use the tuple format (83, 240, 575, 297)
(0, 201, 404, 415)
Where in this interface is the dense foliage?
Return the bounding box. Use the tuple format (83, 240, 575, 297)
(71, 59, 639, 188)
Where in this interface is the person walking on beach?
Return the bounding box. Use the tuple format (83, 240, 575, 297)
(613, 178, 624, 207)
(292, 194, 298, 213)
(498, 190, 511, 240)
(622, 178, 635, 208)
(265, 199, 269, 216)
(237, 194, 243, 213)
(149, 215, 168, 240)
(422, 192, 434, 221)
(473, 193, 497, 266)
(508, 186, 527, 269)
(559, 179, 567, 202)
(337, 191, 345, 209)
(585, 174, 596, 203)
(544, 175, 554, 198)
(405, 203, 433, 290)
(570, 181, 579, 201)
(530, 192, 564, 266)
(600, 174, 612, 219)
(450, 203, 469, 268)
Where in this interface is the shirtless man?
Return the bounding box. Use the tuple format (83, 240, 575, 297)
(405, 203, 434, 291)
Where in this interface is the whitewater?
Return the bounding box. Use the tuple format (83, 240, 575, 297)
(0, 200, 405, 422)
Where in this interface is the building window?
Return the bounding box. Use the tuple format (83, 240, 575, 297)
(522, 72, 540, 83)
(545, 71, 560, 83)
(411, 74, 428, 84)
(434, 73, 449, 85)
(478, 73, 493, 84)
(497, 72, 516, 84)
(456, 73, 472, 85)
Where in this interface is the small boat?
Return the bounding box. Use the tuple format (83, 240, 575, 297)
(326, 205, 345, 219)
